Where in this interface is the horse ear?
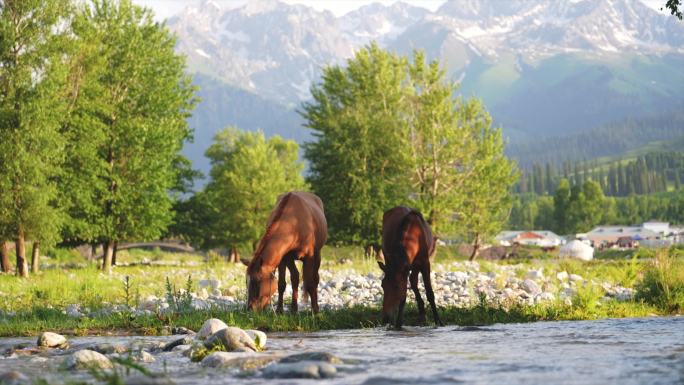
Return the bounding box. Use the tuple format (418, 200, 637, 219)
(377, 261, 386, 272)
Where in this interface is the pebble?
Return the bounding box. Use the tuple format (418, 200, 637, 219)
(521, 279, 541, 296)
(245, 330, 267, 350)
(37, 332, 68, 349)
(204, 327, 257, 352)
(262, 361, 337, 379)
(64, 350, 113, 370)
(0, 371, 29, 385)
(196, 318, 228, 340)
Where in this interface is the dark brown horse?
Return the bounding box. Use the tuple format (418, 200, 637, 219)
(378, 206, 442, 329)
(246, 191, 327, 313)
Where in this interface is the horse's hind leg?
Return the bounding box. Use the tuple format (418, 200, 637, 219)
(422, 265, 443, 326)
(410, 269, 426, 324)
(303, 251, 321, 313)
(287, 256, 299, 313)
(276, 258, 287, 314)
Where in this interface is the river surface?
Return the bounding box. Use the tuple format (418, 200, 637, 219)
(1, 316, 682, 385)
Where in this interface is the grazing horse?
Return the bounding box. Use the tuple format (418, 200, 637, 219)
(246, 191, 327, 313)
(378, 206, 443, 329)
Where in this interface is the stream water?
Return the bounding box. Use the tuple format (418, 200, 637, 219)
(1, 316, 682, 385)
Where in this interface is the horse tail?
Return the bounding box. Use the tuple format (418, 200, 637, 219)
(248, 192, 293, 276)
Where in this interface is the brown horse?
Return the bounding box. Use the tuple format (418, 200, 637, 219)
(378, 206, 442, 329)
(246, 191, 327, 313)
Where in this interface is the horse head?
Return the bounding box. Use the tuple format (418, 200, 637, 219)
(377, 255, 408, 324)
(246, 261, 277, 311)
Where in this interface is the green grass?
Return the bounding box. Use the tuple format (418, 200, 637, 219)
(635, 249, 684, 313)
(0, 247, 681, 336)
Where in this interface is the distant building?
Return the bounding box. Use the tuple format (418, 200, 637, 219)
(642, 221, 670, 235)
(587, 221, 684, 248)
(586, 226, 658, 248)
(495, 231, 564, 247)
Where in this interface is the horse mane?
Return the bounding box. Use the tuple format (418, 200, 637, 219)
(248, 192, 293, 275)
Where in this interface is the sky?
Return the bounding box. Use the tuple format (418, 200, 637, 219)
(134, 0, 667, 22)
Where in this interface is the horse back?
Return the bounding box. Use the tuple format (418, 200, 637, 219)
(382, 206, 433, 266)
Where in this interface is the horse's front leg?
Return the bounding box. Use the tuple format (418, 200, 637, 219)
(410, 269, 426, 324)
(422, 265, 443, 326)
(276, 259, 287, 314)
(287, 255, 299, 313)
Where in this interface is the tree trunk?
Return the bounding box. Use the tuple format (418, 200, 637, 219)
(16, 230, 28, 277)
(112, 241, 118, 266)
(469, 233, 481, 261)
(228, 246, 240, 263)
(102, 241, 114, 273)
(89, 244, 97, 262)
(0, 242, 11, 273)
(31, 242, 40, 273)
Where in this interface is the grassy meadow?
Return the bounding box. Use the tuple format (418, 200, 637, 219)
(0, 245, 682, 337)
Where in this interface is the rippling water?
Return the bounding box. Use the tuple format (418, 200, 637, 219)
(1, 316, 682, 385)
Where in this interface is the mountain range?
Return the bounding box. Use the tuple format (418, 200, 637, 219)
(166, 0, 684, 176)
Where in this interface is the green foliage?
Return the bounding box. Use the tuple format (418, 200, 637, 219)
(178, 128, 306, 250)
(664, 0, 683, 19)
(302, 44, 517, 245)
(302, 43, 410, 244)
(635, 249, 684, 313)
(0, 0, 72, 275)
(61, 0, 197, 270)
(164, 275, 194, 314)
(511, 187, 684, 233)
(454, 107, 518, 256)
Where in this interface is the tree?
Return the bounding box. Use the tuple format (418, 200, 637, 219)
(454, 111, 518, 260)
(0, 0, 70, 277)
(199, 128, 306, 253)
(553, 179, 571, 234)
(302, 43, 410, 244)
(664, 0, 682, 19)
(405, 52, 477, 235)
(64, 0, 196, 272)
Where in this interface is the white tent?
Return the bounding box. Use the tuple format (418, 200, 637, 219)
(559, 240, 594, 261)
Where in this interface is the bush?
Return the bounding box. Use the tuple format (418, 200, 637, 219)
(635, 249, 684, 313)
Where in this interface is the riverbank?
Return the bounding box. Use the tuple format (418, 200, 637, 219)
(0, 246, 681, 336)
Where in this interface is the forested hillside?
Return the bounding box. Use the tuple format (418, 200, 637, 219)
(507, 112, 684, 168)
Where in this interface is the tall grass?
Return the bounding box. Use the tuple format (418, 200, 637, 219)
(635, 249, 684, 313)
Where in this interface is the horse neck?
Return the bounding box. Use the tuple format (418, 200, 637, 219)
(249, 232, 289, 278)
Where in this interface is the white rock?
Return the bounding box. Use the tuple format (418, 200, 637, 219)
(556, 271, 569, 281)
(199, 279, 221, 290)
(37, 332, 68, 348)
(64, 350, 113, 370)
(245, 330, 267, 349)
(569, 274, 584, 282)
(538, 292, 556, 302)
(172, 345, 192, 353)
(205, 327, 257, 352)
(521, 279, 541, 295)
(526, 269, 544, 280)
(263, 361, 337, 379)
(65, 304, 82, 318)
(131, 350, 155, 363)
(196, 318, 228, 340)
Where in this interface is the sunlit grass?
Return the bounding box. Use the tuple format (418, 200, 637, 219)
(0, 246, 681, 336)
